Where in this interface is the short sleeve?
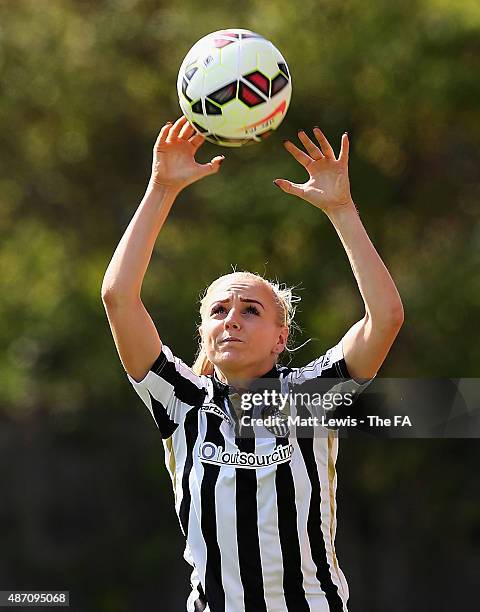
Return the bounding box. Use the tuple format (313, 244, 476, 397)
(287, 340, 374, 424)
(127, 345, 207, 438)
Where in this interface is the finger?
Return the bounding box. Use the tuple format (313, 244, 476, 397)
(189, 132, 206, 151)
(199, 155, 225, 176)
(154, 122, 173, 148)
(339, 132, 349, 165)
(313, 127, 336, 159)
(297, 130, 324, 160)
(283, 140, 312, 169)
(179, 121, 195, 140)
(168, 116, 188, 140)
(273, 179, 306, 198)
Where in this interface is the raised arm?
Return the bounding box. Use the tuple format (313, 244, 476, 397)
(274, 128, 404, 380)
(101, 117, 224, 381)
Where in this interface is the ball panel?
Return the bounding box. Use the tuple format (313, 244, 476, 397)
(241, 32, 264, 40)
(181, 78, 192, 102)
(208, 81, 237, 104)
(277, 62, 289, 78)
(200, 65, 236, 97)
(212, 99, 268, 137)
(253, 49, 280, 79)
(205, 99, 222, 115)
(185, 67, 198, 80)
(213, 38, 236, 48)
(218, 30, 240, 38)
(234, 46, 258, 76)
(191, 100, 203, 114)
(238, 82, 265, 107)
(271, 73, 289, 95)
(244, 71, 269, 95)
(179, 60, 205, 106)
(192, 121, 208, 133)
(257, 46, 290, 79)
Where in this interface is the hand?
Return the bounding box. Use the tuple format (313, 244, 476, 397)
(149, 116, 225, 192)
(274, 128, 353, 213)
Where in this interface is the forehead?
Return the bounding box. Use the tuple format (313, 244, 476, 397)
(207, 280, 274, 305)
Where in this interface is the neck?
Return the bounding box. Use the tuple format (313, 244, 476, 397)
(214, 362, 276, 388)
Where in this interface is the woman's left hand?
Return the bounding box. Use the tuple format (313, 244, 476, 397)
(274, 128, 354, 214)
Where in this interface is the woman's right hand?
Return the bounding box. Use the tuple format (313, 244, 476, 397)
(150, 116, 225, 192)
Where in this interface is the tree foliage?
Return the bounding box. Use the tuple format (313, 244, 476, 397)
(1, 1, 479, 609)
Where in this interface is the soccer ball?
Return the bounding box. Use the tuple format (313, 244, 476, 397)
(177, 29, 292, 147)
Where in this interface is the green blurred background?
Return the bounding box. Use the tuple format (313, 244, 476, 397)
(1, 0, 479, 610)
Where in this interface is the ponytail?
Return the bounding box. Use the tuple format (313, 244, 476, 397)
(192, 346, 214, 376)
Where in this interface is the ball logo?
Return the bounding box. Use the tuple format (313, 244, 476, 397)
(242, 100, 288, 133)
(203, 54, 214, 68)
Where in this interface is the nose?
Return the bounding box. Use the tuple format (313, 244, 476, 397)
(224, 308, 240, 330)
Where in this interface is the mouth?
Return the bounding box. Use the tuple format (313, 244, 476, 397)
(220, 337, 243, 344)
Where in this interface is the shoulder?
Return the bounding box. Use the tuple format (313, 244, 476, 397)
(279, 341, 350, 386)
(128, 344, 210, 406)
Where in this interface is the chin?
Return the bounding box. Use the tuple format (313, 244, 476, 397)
(211, 352, 245, 368)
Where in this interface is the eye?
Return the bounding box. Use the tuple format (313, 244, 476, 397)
(211, 304, 226, 316)
(245, 304, 260, 315)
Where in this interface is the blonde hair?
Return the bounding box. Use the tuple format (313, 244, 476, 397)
(192, 271, 300, 376)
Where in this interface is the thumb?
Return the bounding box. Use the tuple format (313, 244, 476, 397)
(200, 155, 225, 176)
(273, 179, 305, 198)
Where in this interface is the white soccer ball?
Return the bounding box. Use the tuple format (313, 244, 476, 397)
(177, 29, 292, 147)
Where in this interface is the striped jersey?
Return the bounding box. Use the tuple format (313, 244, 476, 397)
(127, 341, 370, 612)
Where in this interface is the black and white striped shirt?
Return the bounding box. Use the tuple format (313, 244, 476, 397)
(128, 342, 370, 612)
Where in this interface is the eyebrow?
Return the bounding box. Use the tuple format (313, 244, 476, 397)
(211, 297, 265, 309)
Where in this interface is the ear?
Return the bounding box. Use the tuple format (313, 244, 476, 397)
(272, 326, 289, 355)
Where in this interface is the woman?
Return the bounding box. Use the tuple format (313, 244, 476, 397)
(101, 116, 403, 611)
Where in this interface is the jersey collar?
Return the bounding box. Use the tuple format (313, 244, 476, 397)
(211, 364, 280, 398)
